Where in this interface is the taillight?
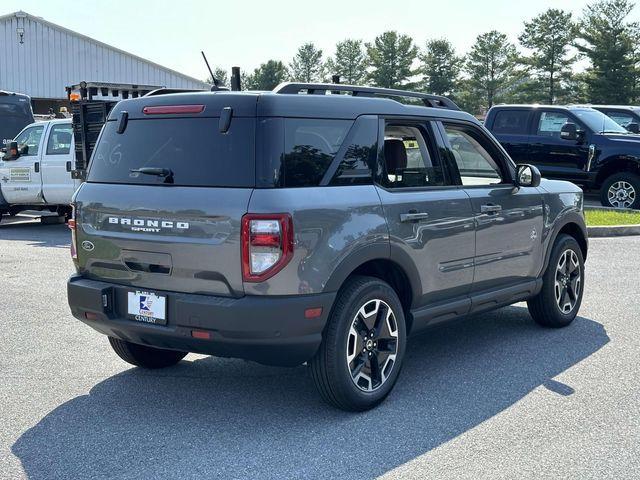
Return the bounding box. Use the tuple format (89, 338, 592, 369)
(241, 214, 294, 282)
(69, 206, 77, 260)
(142, 105, 205, 115)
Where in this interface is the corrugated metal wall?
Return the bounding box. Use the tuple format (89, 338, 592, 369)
(0, 12, 208, 99)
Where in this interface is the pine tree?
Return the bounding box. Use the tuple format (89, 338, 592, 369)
(290, 43, 324, 82)
(366, 31, 418, 89)
(245, 60, 288, 90)
(328, 39, 368, 84)
(519, 9, 575, 104)
(420, 39, 462, 96)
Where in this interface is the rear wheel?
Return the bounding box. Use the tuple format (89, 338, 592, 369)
(600, 172, 640, 209)
(310, 276, 407, 411)
(108, 337, 187, 369)
(528, 234, 584, 328)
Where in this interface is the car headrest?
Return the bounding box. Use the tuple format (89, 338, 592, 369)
(384, 139, 408, 174)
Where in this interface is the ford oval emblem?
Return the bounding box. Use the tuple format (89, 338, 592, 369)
(81, 240, 95, 252)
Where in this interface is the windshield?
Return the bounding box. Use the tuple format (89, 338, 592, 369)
(572, 109, 628, 134)
(0, 97, 35, 145)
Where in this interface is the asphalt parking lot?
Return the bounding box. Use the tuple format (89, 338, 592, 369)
(1, 215, 639, 480)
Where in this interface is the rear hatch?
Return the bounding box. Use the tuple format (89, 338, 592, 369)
(74, 92, 258, 297)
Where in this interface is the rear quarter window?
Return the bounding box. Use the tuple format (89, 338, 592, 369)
(491, 110, 531, 135)
(87, 117, 255, 187)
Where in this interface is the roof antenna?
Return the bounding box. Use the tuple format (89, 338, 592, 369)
(201, 51, 223, 91)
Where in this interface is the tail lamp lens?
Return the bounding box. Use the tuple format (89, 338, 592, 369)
(242, 214, 293, 282)
(69, 206, 77, 260)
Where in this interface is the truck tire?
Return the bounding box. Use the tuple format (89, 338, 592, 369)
(310, 276, 407, 411)
(108, 337, 187, 369)
(527, 234, 584, 328)
(600, 172, 640, 209)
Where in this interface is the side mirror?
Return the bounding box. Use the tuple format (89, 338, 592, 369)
(560, 122, 578, 141)
(515, 164, 541, 188)
(627, 122, 640, 134)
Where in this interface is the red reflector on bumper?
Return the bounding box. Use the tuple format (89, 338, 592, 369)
(191, 330, 211, 339)
(84, 312, 98, 320)
(304, 307, 323, 319)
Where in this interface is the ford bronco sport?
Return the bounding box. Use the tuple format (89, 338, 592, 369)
(67, 83, 588, 411)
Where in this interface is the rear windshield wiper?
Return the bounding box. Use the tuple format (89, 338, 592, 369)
(130, 167, 174, 183)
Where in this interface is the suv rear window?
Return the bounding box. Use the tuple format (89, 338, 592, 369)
(88, 118, 255, 187)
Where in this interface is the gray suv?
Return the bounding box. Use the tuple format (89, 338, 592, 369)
(67, 83, 588, 411)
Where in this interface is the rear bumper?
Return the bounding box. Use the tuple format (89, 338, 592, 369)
(67, 275, 336, 366)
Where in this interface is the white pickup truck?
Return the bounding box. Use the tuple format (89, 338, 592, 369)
(0, 119, 79, 221)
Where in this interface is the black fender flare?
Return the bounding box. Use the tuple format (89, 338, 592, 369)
(541, 211, 588, 274)
(323, 241, 423, 309)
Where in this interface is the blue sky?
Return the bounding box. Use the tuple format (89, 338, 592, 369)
(3, 0, 639, 81)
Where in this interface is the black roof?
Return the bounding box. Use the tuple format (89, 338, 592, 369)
(108, 90, 478, 123)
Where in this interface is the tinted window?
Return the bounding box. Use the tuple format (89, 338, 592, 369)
(444, 125, 503, 186)
(606, 112, 635, 128)
(572, 109, 626, 133)
(282, 119, 352, 187)
(14, 125, 44, 156)
(329, 116, 377, 186)
(88, 118, 255, 187)
(381, 123, 447, 188)
(46, 124, 73, 155)
(492, 110, 530, 134)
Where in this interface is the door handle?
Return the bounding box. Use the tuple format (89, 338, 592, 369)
(480, 204, 502, 214)
(66, 161, 72, 172)
(400, 212, 430, 223)
(34, 162, 39, 173)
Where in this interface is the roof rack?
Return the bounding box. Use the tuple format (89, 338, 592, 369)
(273, 82, 460, 111)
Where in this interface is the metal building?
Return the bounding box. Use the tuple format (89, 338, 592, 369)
(0, 11, 209, 113)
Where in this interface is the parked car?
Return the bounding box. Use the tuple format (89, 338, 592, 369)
(67, 83, 587, 411)
(485, 104, 640, 209)
(0, 119, 79, 220)
(0, 90, 34, 147)
(590, 105, 640, 133)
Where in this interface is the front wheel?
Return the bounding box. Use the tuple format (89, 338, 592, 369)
(528, 234, 585, 328)
(600, 172, 640, 209)
(310, 276, 407, 411)
(108, 337, 187, 369)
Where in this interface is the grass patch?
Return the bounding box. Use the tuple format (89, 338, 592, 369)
(585, 209, 640, 226)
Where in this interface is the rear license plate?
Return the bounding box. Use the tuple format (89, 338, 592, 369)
(127, 290, 167, 325)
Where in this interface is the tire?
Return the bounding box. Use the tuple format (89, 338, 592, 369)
(600, 172, 640, 209)
(108, 337, 187, 369)
(310, 276, 407, 411)
(527, 234, 585, 328)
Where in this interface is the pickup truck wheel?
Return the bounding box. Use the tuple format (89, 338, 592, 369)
(108, 337, 187, 369)
(600, 173, 640, 209)
(310, 276, 406, 411)
(527, 234, 584, 328)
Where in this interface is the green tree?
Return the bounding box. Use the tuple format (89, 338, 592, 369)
(366, 31, 418, 89)
(420, 39, 462, 95)
(245, 60, 288, 90)
(519, 9, 575, 104)
(290, 43, 324, 82)
(327, 39, 368, 84)
(465, 30, 518, 109)
(206, 67, 228, 88)
(575, 0, 637, 103)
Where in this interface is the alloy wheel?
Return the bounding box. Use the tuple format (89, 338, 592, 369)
(554, 249, 581, 314)
(346, 299, 399, 392)
(607, 181, 636, 208)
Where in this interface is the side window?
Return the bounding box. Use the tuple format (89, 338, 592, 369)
(46, 124, 73, 155)
(444, 125, 504, 186)
(14, 125, 44, 156)
(329, 116, 377, 186)
(536, 111, 572, 138)
(492, 110, 530, 135)
(282, 119, 352, 187)
(606, 111, 635, 128)
(381, 122, 447, 188)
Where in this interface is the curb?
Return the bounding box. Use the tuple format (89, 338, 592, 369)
(584, 205, 633, 212)
(587, 224, 640, 237)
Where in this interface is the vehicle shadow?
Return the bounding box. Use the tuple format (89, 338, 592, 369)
(12, 306, 608, 480)
(0, 219, 69, 248)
